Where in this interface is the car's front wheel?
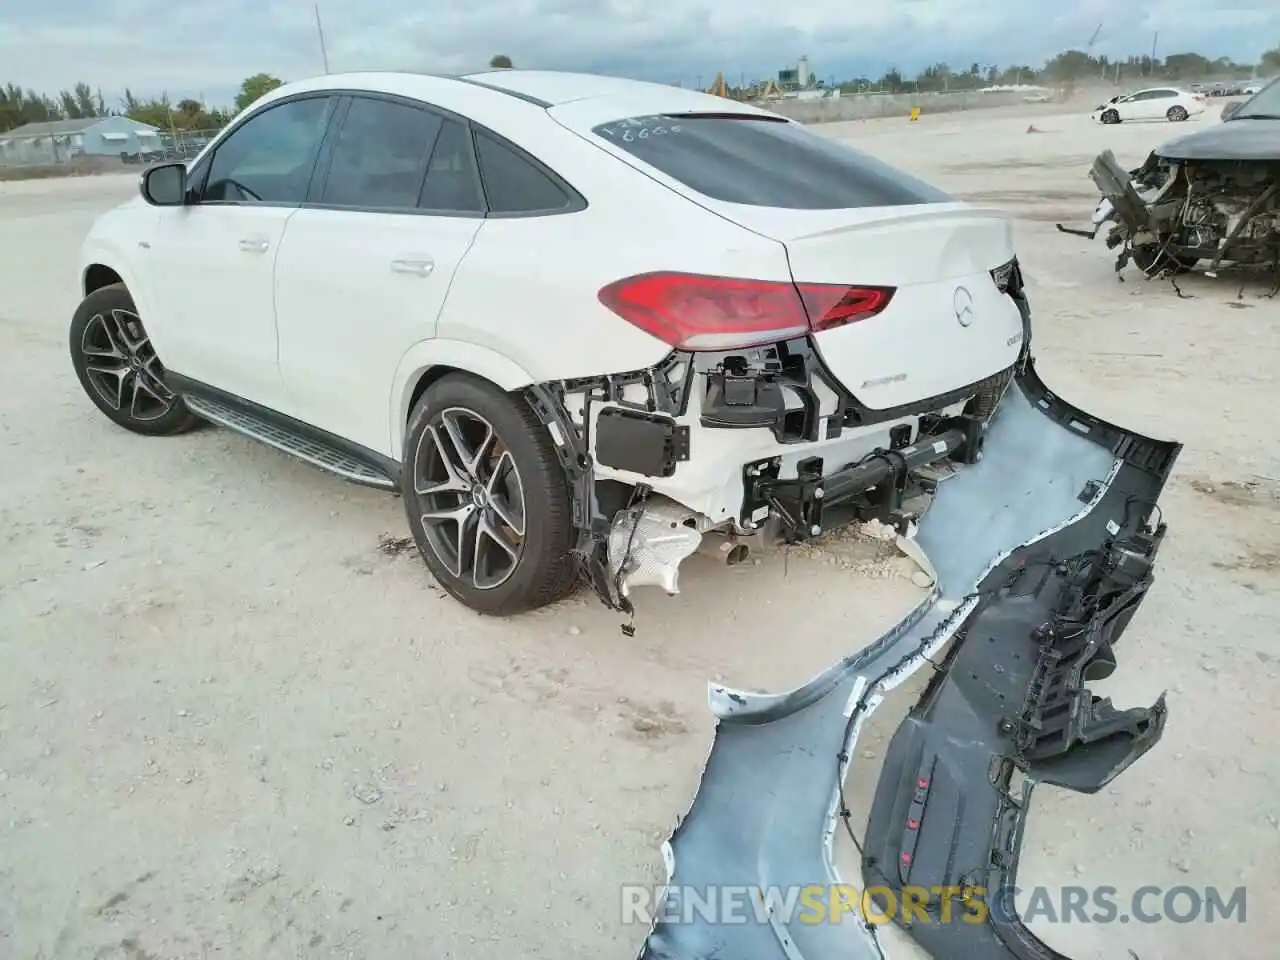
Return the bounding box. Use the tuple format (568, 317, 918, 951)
(402, 373, 579, 615)
(69, 283, 197, 436)
(1100, 109, 1120, 124)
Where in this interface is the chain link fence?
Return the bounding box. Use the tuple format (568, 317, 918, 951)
(0, 125, 227, 178)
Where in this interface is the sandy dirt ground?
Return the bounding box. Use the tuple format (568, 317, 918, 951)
(1, 103, 1276, 960)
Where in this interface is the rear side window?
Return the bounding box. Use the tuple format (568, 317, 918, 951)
(591, 114, 953, 209)
(419, 119, 485, 214)
(474, 132, 574, 214)
(320, 97, 442, 210)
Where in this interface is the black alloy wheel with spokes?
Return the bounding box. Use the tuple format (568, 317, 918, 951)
(402, 373, 578, 615)
(69, 283, 197, 435)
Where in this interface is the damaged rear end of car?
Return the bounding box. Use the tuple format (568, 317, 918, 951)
(531, 103, 1030, 618)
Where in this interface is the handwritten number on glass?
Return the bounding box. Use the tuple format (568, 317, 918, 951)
(601, 116, 684, 142)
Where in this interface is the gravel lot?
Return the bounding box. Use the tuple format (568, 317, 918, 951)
(1, 103, 1276, 960)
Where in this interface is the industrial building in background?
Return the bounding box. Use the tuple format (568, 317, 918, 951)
(705, 56, 840, 103)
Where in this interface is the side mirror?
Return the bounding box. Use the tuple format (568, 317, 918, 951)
(140, 161, 188, 206)
(1221, 101, 1242, 121)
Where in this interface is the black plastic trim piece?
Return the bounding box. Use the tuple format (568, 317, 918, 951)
(165, 372, 401, 487)
(595, 408, 689, 478)
(452, 75, 554, 109)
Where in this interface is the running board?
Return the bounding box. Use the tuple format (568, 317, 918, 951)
(182, 393, 397, 490)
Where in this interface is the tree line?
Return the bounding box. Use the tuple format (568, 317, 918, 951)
(0, 73, 284, 135)
(3, 45, 1277, 136)
(865, 47, 1280, 94)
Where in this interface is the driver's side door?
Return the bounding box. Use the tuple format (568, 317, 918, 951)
(144, 94, 337, 410)
(1115, 93, 1144, 120)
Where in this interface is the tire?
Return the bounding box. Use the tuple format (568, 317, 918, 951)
(401, 372, 579, 615)
(69, 283, 198, 436)
(1167, 105, 1188, 122)
(1131, 244, 1198, 275)
(1101, 109, 1120, 125)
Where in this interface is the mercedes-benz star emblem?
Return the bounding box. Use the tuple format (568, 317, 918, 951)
(953, 286, 975, 327)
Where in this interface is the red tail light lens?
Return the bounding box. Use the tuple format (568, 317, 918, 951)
(797, 284, 894, 332)
(597, 271, 894, 351)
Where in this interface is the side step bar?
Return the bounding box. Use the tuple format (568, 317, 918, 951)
(174, 384, 398, 491)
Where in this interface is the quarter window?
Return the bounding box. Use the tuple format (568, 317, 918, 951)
(203, 97, 332, 204)
(473, 131, 572, 214)
(418, 119, 485, 214)
(320, 97, 443, 210)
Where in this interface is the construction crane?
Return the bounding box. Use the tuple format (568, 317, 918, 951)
(707, 72, 729, 98)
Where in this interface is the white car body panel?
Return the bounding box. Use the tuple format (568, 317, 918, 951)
(149, 204, 297, 409)
(274, 208, 482, 455)
(670, 201, 1022, 408)
(78, 69, 1027, 534)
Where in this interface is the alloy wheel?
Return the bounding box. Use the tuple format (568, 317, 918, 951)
(412, 407, 527, 590)
(79, 308, 176, 422)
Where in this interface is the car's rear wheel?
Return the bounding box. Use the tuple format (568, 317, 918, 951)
(1167, 105, 1189, 122)
(69, 283, 197, 436)
(402, 373, 578, 615)
(1100, 109, 1120, 124)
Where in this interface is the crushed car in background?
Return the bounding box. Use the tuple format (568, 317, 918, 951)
(1061, 76, 1280, 279)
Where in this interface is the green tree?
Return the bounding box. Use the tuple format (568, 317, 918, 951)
(234, 73, 284, 113)
(489, 54, 513, 69)
(1163, 52, 1212, 79)
(1043, 49, 1098, 82)
(0, 84, 61, 133)
(1261, 47, 1280, 74)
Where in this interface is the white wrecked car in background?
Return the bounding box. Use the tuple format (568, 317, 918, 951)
(1090, 86, 1206, 124)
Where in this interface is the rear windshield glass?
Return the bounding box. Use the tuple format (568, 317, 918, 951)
(591, 113, 953, 209)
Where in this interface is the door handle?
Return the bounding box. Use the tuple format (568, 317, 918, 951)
(391, 258, 434, 277)
(238, 237, 270, 253)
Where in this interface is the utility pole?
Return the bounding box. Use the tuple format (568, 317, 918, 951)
(314, 4, 331, 74)
(1150, 31, 1159, 73)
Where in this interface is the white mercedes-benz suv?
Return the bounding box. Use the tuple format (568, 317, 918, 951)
(71, 69, 1030, 616)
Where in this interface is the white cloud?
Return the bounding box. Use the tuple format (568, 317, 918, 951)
(2, 0, 1277, 105)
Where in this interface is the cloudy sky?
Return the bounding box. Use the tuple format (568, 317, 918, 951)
(3, 0, 1278, 107)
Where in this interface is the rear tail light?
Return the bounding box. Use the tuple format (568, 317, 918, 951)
(597, 271, 894, 351)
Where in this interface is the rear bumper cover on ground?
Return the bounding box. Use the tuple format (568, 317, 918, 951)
(638, 360, 1178, 960)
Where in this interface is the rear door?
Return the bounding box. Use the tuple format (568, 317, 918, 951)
(550, 103, 1023, 409)
(273, 95, 484, 455)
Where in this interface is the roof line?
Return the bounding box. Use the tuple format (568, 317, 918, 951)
(451, 75, 552, 109)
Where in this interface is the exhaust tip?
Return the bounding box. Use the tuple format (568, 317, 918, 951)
(725, 543, 749, 566)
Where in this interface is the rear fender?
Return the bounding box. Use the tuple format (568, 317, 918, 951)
(388, 338, 536, 457)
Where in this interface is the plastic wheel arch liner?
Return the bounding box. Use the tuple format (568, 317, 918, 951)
(638, 359, 1178, 960)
